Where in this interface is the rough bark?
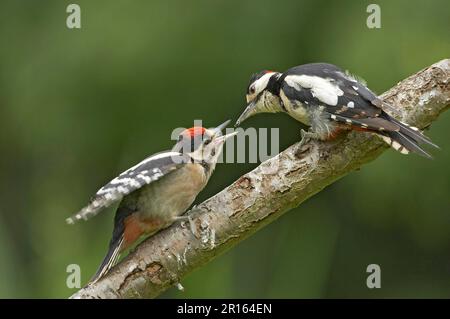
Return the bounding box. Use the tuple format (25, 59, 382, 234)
(71, 59, 450, 299)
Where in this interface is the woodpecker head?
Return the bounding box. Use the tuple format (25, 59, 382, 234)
(173, 120, 237, 172)
(235, 70, 282, 126)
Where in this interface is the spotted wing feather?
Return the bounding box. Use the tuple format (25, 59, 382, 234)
(66, 151, 191, 224)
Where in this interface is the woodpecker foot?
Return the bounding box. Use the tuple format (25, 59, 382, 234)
(295, 129, 315, 156)
(173, 215, 198, 238)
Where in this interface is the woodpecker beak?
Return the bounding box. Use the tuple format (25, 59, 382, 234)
(212, 131, 239, 147)
(223, 130, 239, 140)
(235, 101, 257, 127)
(211, 120, 238, 146)
(212, 119, 231, 136)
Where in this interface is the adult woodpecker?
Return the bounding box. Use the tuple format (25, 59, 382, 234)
(236, 63, 438, 157)
(66, 121, 237, 282)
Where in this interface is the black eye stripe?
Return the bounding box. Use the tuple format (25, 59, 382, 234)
(255, 91, 264, 100)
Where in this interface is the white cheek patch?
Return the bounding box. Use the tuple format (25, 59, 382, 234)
(254, 72, 274, 95)
(285, 75, 344, 106)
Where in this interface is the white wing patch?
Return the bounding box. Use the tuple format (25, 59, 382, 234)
(284, 75, 344, 106)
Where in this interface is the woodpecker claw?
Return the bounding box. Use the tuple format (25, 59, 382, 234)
(294, 129, 314, 156)
(174, 215, 199, 238)
(300, 129, 313, 145)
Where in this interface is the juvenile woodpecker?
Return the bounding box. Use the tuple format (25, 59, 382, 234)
(66, 121, 237, 282)
(236, 63, 438, 157)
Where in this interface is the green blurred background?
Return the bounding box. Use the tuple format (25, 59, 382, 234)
(0, 0, 449, 298)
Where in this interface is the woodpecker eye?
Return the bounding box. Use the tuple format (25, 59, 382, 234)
(204, 138, 212, 146)
(249, 85, 256, 94)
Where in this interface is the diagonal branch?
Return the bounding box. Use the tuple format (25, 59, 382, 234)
(71, 59, 450, 299)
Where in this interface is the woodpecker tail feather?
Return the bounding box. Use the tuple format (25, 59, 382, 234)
(378, 116, 437, 159)
(380, 131, 430, 158)
(90, 235, 124, 283)
(387, 117, 439, 148)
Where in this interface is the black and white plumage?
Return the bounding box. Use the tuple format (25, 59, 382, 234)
(66, 152, 190, 224)
(236, 63, 438, 158)
(67, 121, 237, 282)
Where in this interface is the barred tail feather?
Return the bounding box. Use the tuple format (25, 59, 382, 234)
(90, 236, 124, 283)
(377, 112, 438, 158)
(387, 117, 439, 148)
(380, 131, 432, 159)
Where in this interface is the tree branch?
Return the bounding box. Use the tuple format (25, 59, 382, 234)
(71, 59, 450, 299)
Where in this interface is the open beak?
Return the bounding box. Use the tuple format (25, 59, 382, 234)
(212, 119, 231, 136)
(213, 131, 239, 147)
(222, 130, 239, 141)
(211, 120, 239, 145)
(235, 101, 257, 127)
